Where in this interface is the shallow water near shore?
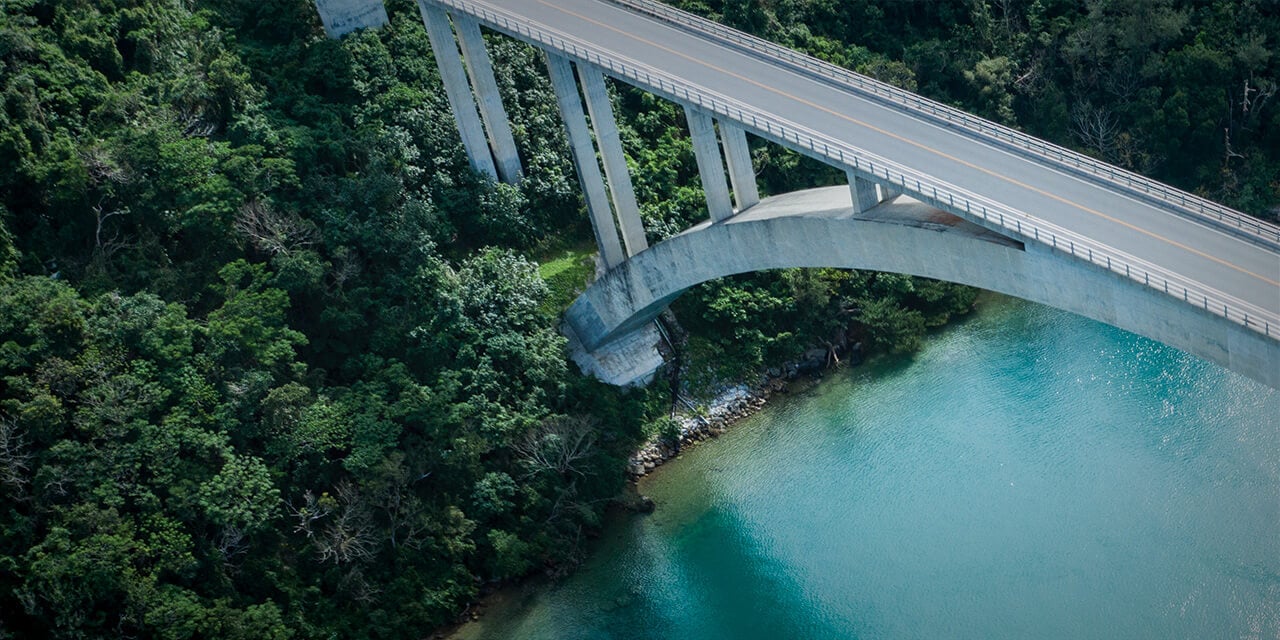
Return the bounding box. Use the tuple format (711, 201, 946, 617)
(449, 295, 1280, 639)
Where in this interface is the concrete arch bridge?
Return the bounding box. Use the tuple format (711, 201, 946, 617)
(414, 0, 1280, 388)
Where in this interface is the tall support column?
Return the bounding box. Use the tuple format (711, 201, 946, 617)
(847, 170, 880, 214)
(684, 106, 734, 222)
(419, 2, 497, 179)
(718, 121, 759, 211)
(453, 14, 523, 184)
(546, 53, 625, 269)
(579, 65, 647, 257)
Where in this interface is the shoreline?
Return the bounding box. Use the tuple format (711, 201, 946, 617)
(439, 301, 989, 637)
(627, 349, 856, 481)
(438, 361, 838, 639)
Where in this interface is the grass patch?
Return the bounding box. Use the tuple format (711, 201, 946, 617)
(536, 242, 597, 315)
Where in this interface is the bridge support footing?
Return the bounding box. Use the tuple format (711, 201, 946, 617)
(565, 321, 665, 387)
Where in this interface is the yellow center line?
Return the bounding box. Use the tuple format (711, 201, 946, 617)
(536, 0, 1280, 291)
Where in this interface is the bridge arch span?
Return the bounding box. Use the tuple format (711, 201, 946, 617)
(564, 187, 1279, 388)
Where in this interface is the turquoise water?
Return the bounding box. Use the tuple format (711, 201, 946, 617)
(453, 296, 1280, 639)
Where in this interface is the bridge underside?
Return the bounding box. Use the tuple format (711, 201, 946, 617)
(565, 187, 1280, 388)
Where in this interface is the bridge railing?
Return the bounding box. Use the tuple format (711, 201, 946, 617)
(424, 0, 1278, 340)
(602, 0, 1280, 251)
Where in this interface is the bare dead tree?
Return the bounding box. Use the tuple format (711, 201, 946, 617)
(513, 415, 599, 479)
(216, 525, 248, 570)
(1224, 127, 1246, 163)
(233, 200, 318, 257)
(288, 490, 333, 539)
(1252, 79, 1275, 118)
(41, 466, 69, 498)
(82, 145, 130, 186)
(1221, 76, 1275, 177)
(316, 481, 376, 565)
(91, 200, 131, 264)
(176, 104, 218, 138)
(1071, 101, 1122, 162)
(994, 0, 1016, 38)
(1012, 64, 1041, 93)
(1239, 76, 1276, 128)
(1101, 63, 1143, 103)
(0, 417, 31, 498)
(370, 460, 429, 550)
(79, 144, 135, 267)
(329, 248, 362, 294)
(289, 484, 377, 565)
(337, 567, 382, 605)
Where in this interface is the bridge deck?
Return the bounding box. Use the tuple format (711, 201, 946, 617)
(463, 0, 1280, 324)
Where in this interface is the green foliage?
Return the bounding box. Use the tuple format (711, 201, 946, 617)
(195, 453, 281, 532)
(537, 243, 597, 315)
(0, 1, 653, 634)
(650, 416, 683, 447)
(674, 268, 975, 387)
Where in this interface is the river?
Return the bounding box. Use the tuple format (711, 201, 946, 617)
(450, 295, 1280, 639)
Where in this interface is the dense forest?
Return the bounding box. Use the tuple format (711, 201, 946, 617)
(0, 0, 1275, 637)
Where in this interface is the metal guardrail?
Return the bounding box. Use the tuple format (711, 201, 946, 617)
(604, 0, 1280, 251)
(422, 0, 1278, 340)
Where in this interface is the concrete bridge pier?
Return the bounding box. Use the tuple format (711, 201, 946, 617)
(545, 53, 627, 269)
(845, 167, 904, 214)
(847, 170, 879, 213)
(418, 2, 522, 183)
(684, 106, 735, 222)
(541, 54, 664, 382)
(579, 65, 648, 257)
(453, 14, 523, 183)
(720, 122, 759, 211)
(419, 3, 495, 179)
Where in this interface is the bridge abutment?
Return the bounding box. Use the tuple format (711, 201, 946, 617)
(564, 319, 665, 387)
